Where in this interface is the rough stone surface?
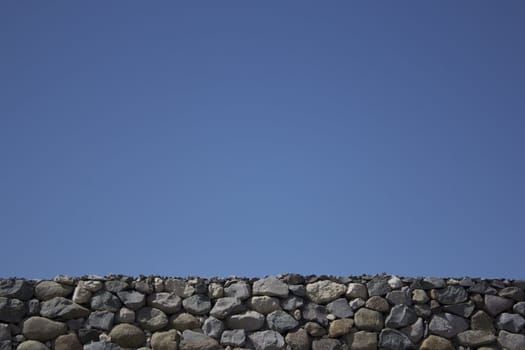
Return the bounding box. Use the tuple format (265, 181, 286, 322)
(378, 328, 414, 349)
(367, 277, 391, 297)
(40, 297, 90, 319)
(429, 313, 469, 338)
(109, 323, 146, 348)
(432, 286, 468, 305)
(312, 338, 344, 350)
(400, 317, 424, 343)
(0, 297, 25, 322)
(267, 310, 299, 333)
(281, 296, 303, 311)
(385, 304, 417, 329)
(302, 303, 328, 327)
(456, 330, 496, 346)
(306, 281, 346, 304)
(485, 294, 513, 316)
(224, 282, 251, 301)
(0, 280, 33, 301)
(83, 341, 120, 350)
(202, 316, 224, 339)
(22, 316, 67, 341)
(253, 277, 289, 298)
(87, 310, 114, 330)
(34, 282, 72, 301)
(54, 333, 82, 350)
(249, 330, 286, 350)
(419, 335, 454, 350)
(365, 296, 390, 313)
(285, 328, 310, 350)
(354, 308, 384, 332)
(471, 310, 496, 333)
(497, 330, 525, 350)
(346, 283, 368, 300)
(209, 297, 244, 319)
(117, 290, 145, 310)
(147, 292, 182, 314)
(136, 307, 168, 331)
(248, 296, 281, 314)
(220, 329, 246, 347)
(171, 312, 200, 331)
(328, 318, 353, 337)
(151, 329, 179, 350)
(226, 310, 265, 331)
(91, 291, 122, 312)
(16, 340, 49, 350)
(182, 294, 211, 315)
(326, 298, 353, 318)
(496, 312, 525, 332)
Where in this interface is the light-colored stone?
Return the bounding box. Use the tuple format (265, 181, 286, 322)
(388, 276, 402, 289)
(411, 289, 429, 304)
(147, 293, 182, 314)
(116, 307, 135, 323)
(354, 308, 384, 332)
(224, 282, 251, 300)
(109, 323, 146, 348)
(22, 316, 67, 341)
(347, 331, 377, 350)
(346, 284, 368, 300)
(226, 310, 264, 331)
(34, 281, 72, 301)
(171, 312, 200, 331)
(306, 281, 346, 304)
(253, 277, 289, 298)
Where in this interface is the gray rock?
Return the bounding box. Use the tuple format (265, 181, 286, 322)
(419, 335, 454, 350)
(346, 283, 368, 300)
(87, 310, 114, 330)
(83, 341, 121, 350)
(164, 279, 194, 298)
(0, 297, 25, 322)
(326, 298, 353, 318)
(27, 299, 40, 315)
(410, 278, 445, 290)
(22, 316, 67, 341)
(116, 307, 134, 323)
(0, 280, 33, 301)
(400, 317, 424, 343)
(281, 296, 303, 311)
(40, 297, 90, 319)
(365, 296, 389, 313)
(378, 329, 414, 349)
(151, 329, 179, 350)
(456, 330, 496, 346)
(220, 329, 246, 347)
(386, 289, 411, 305)
(498, 330, 525, 350)
(91, 291, 122, 312)
(34, 281, 72, 301)
(0, 340, 9, 350)
(224, 282, 251, 300)
(302, 303, 328, 327)
(485, 294, 513, 316)
(367, 277, 391, 296)
(0, 324, 9, 341)
(349, 298, 366, 310)
(347, 331, 378, 350)
(179, 330, 220, 350)
(116, 291, 145, 310)
(471, 310, 495, 333)
(306, 281, 346, 304)
(108, 323, 146, 348)
(285, 328, 310, 350)
(385, 305, 417, 329)
(80, 280, 103, 292)
(304, 321, 327, 336)
(104, 280, 129, 293)
(312, 338, 344, 350)
(78, 328, 102, 344)
(134, 279, 154, 295)
(267, 310, 299, 333)
(208, 283, 223, 299)
(170, 312, 200, 331)
(432, 286, 468, 305)
(136, 307, 168, 331)
(248, 330, 285, 350)
(16, 340, 49, 350)
(183, 294, 211, 315)
(429, 313, 468, 338)
(209, 297, 244, 319)
(499, 287, 525, 301)
(289, 285, 306, 297)
(496, 312, 525, 333)
(226, 310, 265, 331)
(253, 277, 289, 298)
(249, 296, 281, 314)
(514, 301, 525, 316)
(202, 316, 224, 339)
(147, 292, 182, 314)
(469, 280, 497, 295)
(354, 308, 384, 332)
(442, 300, 475, 318)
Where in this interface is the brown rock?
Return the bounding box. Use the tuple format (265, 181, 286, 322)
(54, 333, 82, 350)
(109, 323, 146, 348)
(420, 335, 454, 350)
(329, 318, 354, 338)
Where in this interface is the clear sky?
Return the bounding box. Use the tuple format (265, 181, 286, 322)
(1, 1, 524, 279)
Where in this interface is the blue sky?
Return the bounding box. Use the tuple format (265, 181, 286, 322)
(1, 1, 524, 279)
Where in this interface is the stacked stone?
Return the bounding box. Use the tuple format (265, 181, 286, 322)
(1, 274, 525, 350)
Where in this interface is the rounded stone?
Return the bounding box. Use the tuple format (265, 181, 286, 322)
(226, 310, 265, 331)
(16, 340, 49, 350)
(136, 307, 168, 331)
(420, 335, 454, 350)
(354, 308, 384, 332)
(151, 329, 179, 350)
(306, 281, 346, 304)
(171, 312, 200, 331)
(22, 316, 67, 341)
(54, 333, 82, 350)
(34, 281, 73, 301)
(248, 296, 281, 314)
(328, 318, 353, 338)
(109, 323, 146, 348)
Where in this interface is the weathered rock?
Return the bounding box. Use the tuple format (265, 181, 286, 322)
(90, 291, 122, 312)
(54, 333, 82, 350)
(306, 281, 346, 304)
(388, 276, 403, 289)
(469, 281, 497, 295)
(386, 288, 411, 305)
(354, 308, 384, 332)
(289, 285, 306, 297)
(248, 296, 281, 315)
(165, 279, 193, 298)
(429, 313, 468, 338)
(496, 312, 525, 332)
(209, 297, 244, 319)
(485, 294, 513, 316)
(385, 304, 417, 329)
(305, 321, 326, 336)
(285, 328, 310, 350)
(253, 277, 289, 298)
(411, 277, 446, 290)
(151, 329, 179, 350)
(34, 281, 72, 301)
(182, 294, 211, 315)
(499, 287, 525, 301)
(472, 310, 495, 333)
(116, 307, 134, 323)
(27, 299, 40, 315)
(327, 298, 353, 318)
(147, 292, 182, 314)
(346, 283, 368, 300)
(456, 330, 497, 346)
(328, 318, 353, 337)
(72, 285, 91, 304)
(312, 338, 344, 350)
(249, 330, 285, 350)
(224, 282, 251, 300)
(22, 316, 67, 341)
(432, 286, 468, 305)
(365, 296, 389, 313)
(419, 335, 454, 350)
(226, 310, 264, 331)
(378, 329, 414, 349)
(0, 324, 9, 341)
(109, 323, 146, 348)
(0, 280, 33, 301)
(349, 298, 366, 310)
(514, 301, 525, 316)
(202, 316, 224, 339)
(179, 330, 221, 350)
(267, 310, 299, 333)
(367, 277, 391, 297)
(80, 280, 103, 292)
(134, 279, 154, 295)
(116, 290, 145, 310)
(281, 296, 303, 311)
(220, 329, 246, 347)
(87, 310, 114, 330)
(208, 283, 223, 299)
(104, 280, 129, 293)
(442, 300, 475, 318)
(171, 312, 200, 331)
(39, 297, 89, 319)
(16, 340, 49, 350)
(400, 317, 424, 343)
(347, 331, 377, 350)
(83, 341, 121, 350)
(78, 328, 101, 344)
(412, 289, 429, 304)
(497, 330, 525, 350)
(0, 297, 25, 322)
(136, 307, 168, 331)
(302, 303, 328, 326)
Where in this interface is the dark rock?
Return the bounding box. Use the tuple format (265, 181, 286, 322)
(87, 310, 114, 330)
(109, 323, 146, 348)
(104, 280, 129, 293)
(285, 328, 310, 350)
(302, 303, 328, 327)
(40, 297, 90, 319)
(209, 297, 244, 319)
(0, 297, 25, 322)
(116, 290, 145, 310)
(432, 286, 468, 305)
(485, 294, 513, 316)
(429, 313, 468, 338)
(220, 329, 246, 347)
(183, 294, 211, 315)
(326, 298, 353, 318)
(499, 287, 525, 301)
(312, 338, 344, 350)
(22, 316, 67, 341)
(367, 277, 391, 296)
(378, 328, 414, 349)
(289, 285, 306, 297)
(0, 279, 33, 301)
(442, 300, 475, 318)
(469, 281, 497, 295)
(202, 316, 224, 339)
(385, 305, 417, 329)
(78, 328, 101, 344)
(497, 330, 525, 350)
(496, 312, 525, 333)
(471, 310, 495, 333)
(281, 296, 303, 311)
(267, 310, 299, 333)
(456, 330, 496, 347)
(91, 291, 122, 312)
(136, 307, 168, 331)
(248, 330, 286, 350)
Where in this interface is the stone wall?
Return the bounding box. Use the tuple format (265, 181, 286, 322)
(1, 274, 525, 350)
